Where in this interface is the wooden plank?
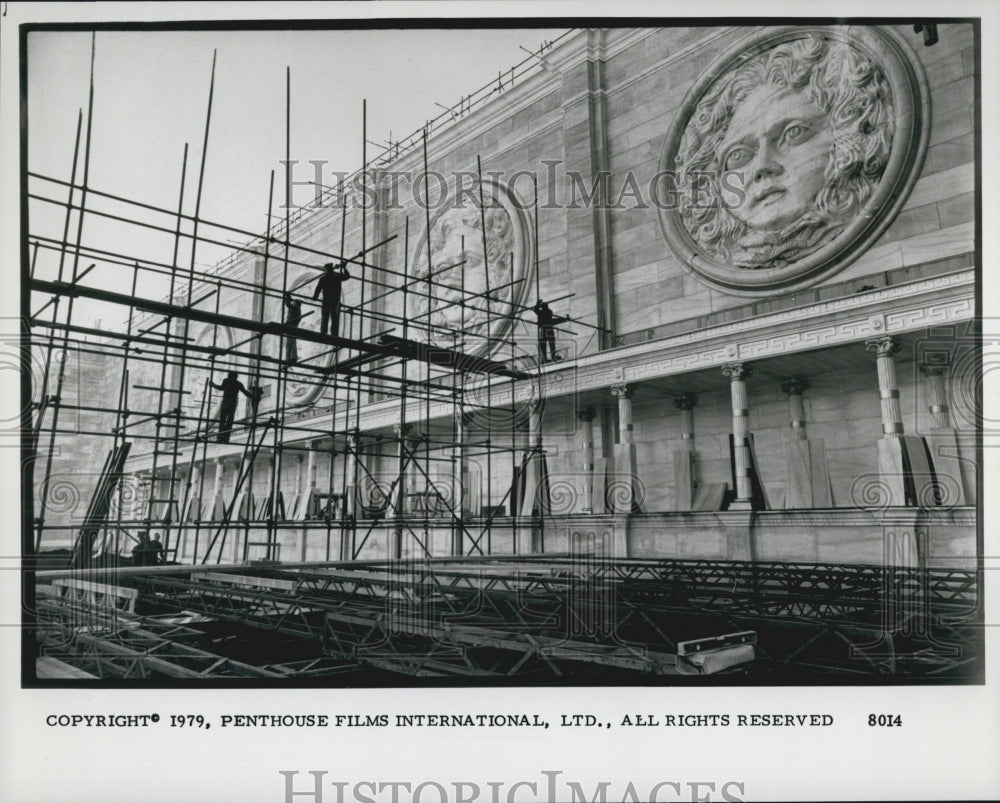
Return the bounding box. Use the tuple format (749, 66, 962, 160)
(746, 435, 769, 511)
(612, 443, 639, 513)
(785, 439, 813, 509)
(876, 438, 907, 506)
(692, 482, 727, 512)
(36, 656, 97, 679)
(902, 434, 934, 507)
(924, 430, 968, 506)
(809, 440, 833, 508)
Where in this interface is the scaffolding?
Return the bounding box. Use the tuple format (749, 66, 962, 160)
(27, 33, 982, 685)
(26, 35, 596, 574)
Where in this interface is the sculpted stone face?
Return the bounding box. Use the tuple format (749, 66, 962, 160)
(719, 84, 833, 231)
(415, 203, 514, 337)
(664, 33, 904, 280)
(425, 212, 487, 330)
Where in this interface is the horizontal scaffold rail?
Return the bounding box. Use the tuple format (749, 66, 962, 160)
(30, 278, 530, 380)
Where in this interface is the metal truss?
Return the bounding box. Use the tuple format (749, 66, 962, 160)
(35, 554, 979, 680)
(106, 555, 980, 679)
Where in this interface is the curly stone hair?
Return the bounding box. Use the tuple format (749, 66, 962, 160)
(677, 35, 894, 268)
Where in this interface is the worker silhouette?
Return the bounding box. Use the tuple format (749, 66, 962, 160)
(247, 384, 264, 420)
(131, 530, 153, 567)
(282, 292, 302, 362)
(313, 260, 351, 338)
(147, 531, 164, 565)
(531, 300, 567, 364)
(210, 371, 251, 443)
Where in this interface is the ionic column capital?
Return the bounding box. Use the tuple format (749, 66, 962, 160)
(576, 406, 595, 422)
(673, 393, 697, 411)
(780, 377, 807, 396)
(865, 335, 902, 358)
(920, 355, 950, 377)
(722, 362, 752, 381)
(610, 383, 635, 399)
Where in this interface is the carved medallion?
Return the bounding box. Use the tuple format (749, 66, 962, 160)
(658, 26, 929, 295)
(410, 179, 532, 358)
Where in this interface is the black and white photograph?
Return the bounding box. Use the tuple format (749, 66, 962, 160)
(2, 1, 998, 801)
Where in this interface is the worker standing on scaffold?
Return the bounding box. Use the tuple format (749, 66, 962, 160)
(282, 291, 302, 363)
(313, 260, 351, 338)
(531, 300, 567, 364)
(210, 370, 252, 443)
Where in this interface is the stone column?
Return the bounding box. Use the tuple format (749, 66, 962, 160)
(867, 336, 904, 437)
(392, 424, 412, 517)
(210, 458, 225, 520)
(780, 378, 832, 509)
(866, 336, 907, 507)
(185, 465, 201, 522)
(920, 355, 968, 505)
(610, 384, 638, 513)
(344, 432, 359, 519)
(722, 363, 753, 508)
(672, 394, 697, 510)
(228, 458, 244, 518)
(920, 357, 952, 429)
(307, 441, 319, 489)
(577, 407, 595, 513)
(781, 378, 808, 441)
(519, 399, 546, 518)
(264, 450, 278, 519)
(293, 454, 304, 502)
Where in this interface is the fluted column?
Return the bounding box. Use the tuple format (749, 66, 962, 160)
(866, 337, 907, 507)
(293, 454, 304, 499)
(610, 384, 638, 513)
(185, 465, 201, 522)
(673, 394, 697, 511)
(920, 355, 968, 506)
(344, 432, 359, 519)
(611, 384, 635, 444)
(920, 357, 951, 429)
(210, 458, 226, 520)
(577, 407, 595, 513)
(675, 394, 696, 449)
(519, 399, 546, 518)
(722, 363, 753, 507)
(392, 424, 413, 517)
(866, 336, 904, 437)
(781, 378, 808, 441)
